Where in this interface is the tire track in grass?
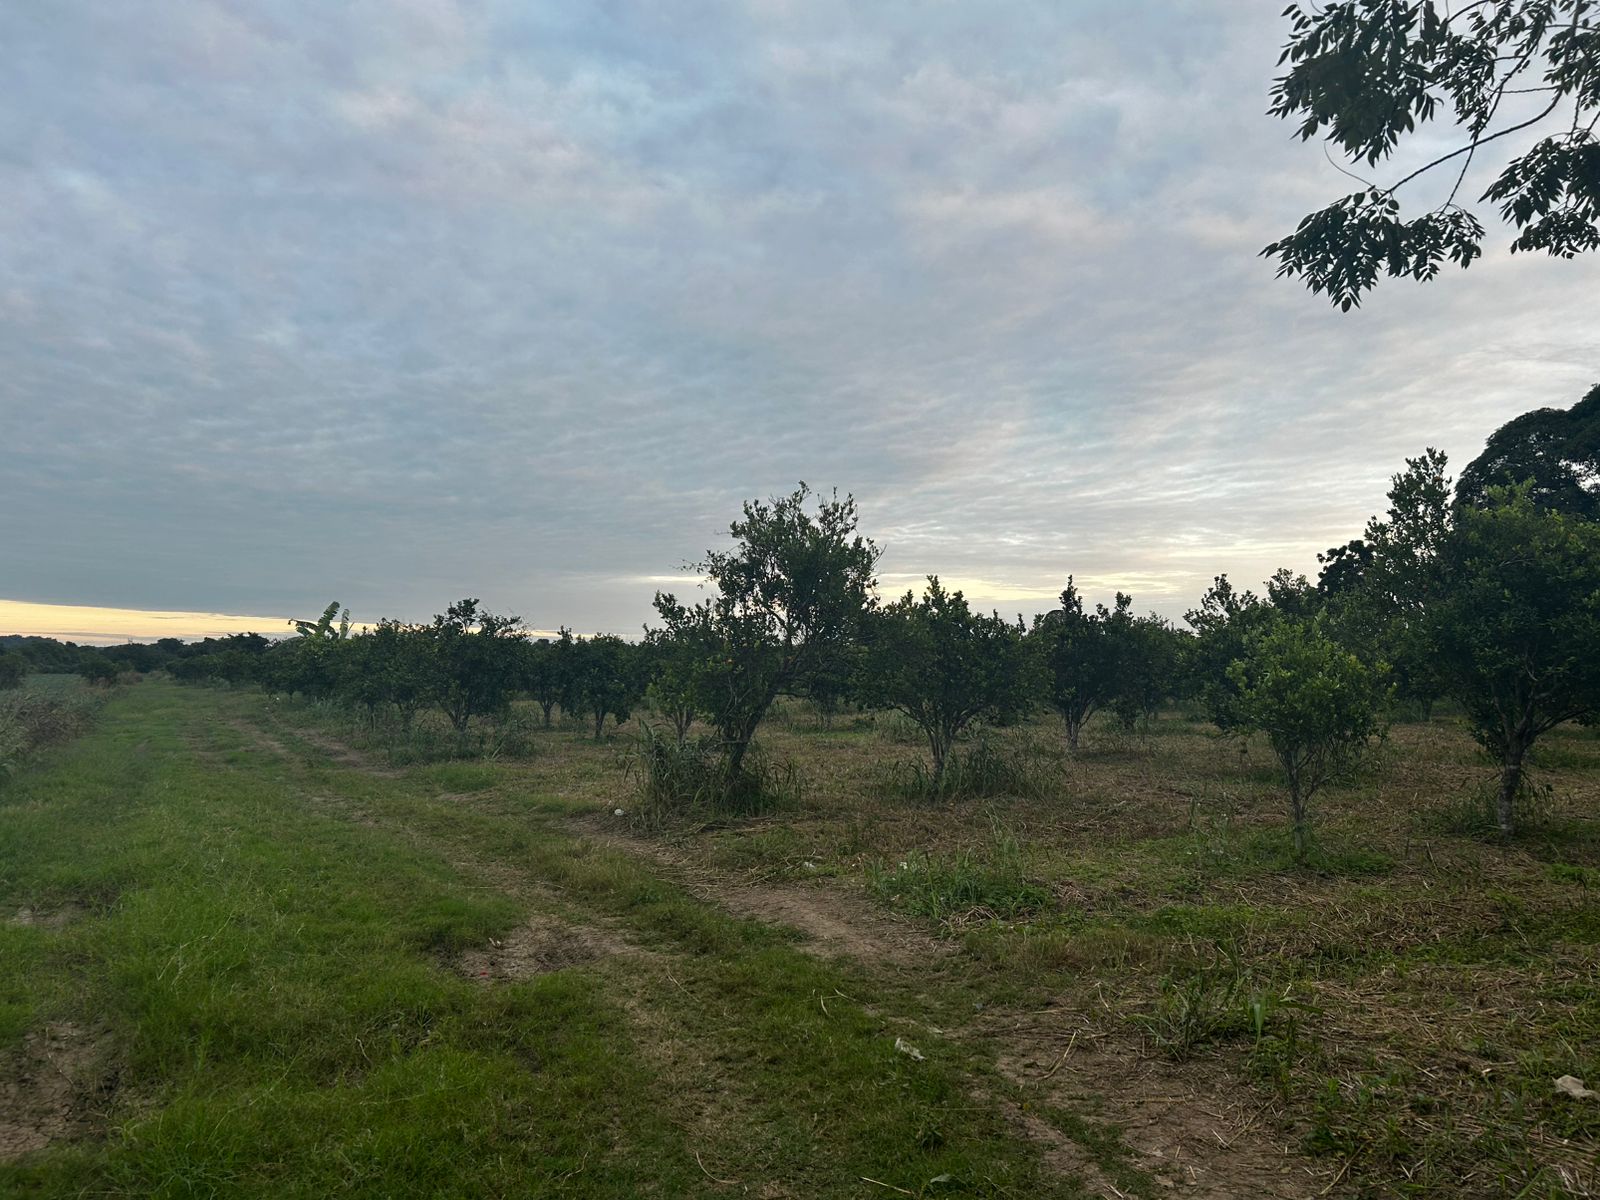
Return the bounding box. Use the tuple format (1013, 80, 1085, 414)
(235, 696, 1321, 1197)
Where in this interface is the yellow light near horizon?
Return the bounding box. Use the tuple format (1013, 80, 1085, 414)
(0, 600, 581, 646)
(876, 574, 1063, 604)
(0, 600, 293, 646)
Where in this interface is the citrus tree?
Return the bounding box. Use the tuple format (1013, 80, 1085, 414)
(1427, 486, 1600, 835)
(651, 484, 879, 791)
(856, 577, 1033, 790)
(1229, 617, 1391, 861)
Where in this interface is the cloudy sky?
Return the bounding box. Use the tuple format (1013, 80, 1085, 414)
(4, 1, 1597, 643)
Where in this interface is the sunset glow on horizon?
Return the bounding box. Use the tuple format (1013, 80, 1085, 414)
(0, 600, 580, 646)
(0, 600, 295, 646)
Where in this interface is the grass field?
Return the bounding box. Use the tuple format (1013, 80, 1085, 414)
(3, 682, 1598, 1197)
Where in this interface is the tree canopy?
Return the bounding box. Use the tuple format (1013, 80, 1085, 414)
(1457, 382, 1600, 516)
(1264, 0, 1600, 308)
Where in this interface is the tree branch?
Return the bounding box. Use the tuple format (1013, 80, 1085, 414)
(1387, 92, 1565, 196)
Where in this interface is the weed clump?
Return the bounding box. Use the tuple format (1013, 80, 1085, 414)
(1427, 775, 1556, 841)
(1132, 946, 1320, 1070)
(880, 736, 1052, 802)
(626, 724, 803, 827)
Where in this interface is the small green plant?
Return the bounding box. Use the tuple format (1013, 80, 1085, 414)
(1549, 862, 1599, 887)
(1132, 946, 1320, 1064)
(866, 823, 1050, 926)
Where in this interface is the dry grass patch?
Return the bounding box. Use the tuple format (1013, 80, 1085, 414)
(455, 912, 631, 983)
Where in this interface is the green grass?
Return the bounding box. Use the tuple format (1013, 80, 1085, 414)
(8, 683, 1600, 1197)
(867, 825, 1052, 926)
(0, 684, 1098, 1198)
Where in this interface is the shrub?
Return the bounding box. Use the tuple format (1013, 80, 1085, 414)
(0, 653, 27, 691)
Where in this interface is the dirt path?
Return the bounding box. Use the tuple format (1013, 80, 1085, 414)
(231, 714, 401, 777)
(226, 717, 292, 760)
(287, 724, 401, 776)
(577, 824, 952, 969)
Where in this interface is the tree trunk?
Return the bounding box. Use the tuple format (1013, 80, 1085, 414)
(540, 700, 554, 728)
(1064, 716, 1081, 753)
(929, 734, 947, 795)
(726, 736, 751, 780)
(1289, 784, 1307, 863)
(1497, 751, 1524, 838)
(592, 709, 605, 741)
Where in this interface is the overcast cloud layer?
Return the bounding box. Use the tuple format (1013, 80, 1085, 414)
(4, 1, 1597, 639)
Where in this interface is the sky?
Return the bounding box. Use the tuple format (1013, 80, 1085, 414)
(3, 1, 1597, 645)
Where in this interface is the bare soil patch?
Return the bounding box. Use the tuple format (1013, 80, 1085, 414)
(0, 1023, 113, 1161)
(990, 1014, 1340, 1198)
(714, 878, 951, 968)
(456, 913, 630, 983)
(985, 1090, 1125, 1196)
(7, 903, 85, 930)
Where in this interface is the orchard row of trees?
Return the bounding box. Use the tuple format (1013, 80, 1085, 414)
(167, 601, 646, 743)
(647, 387, 1597, 848)
(141, 388, 1600, 848)
(0, 638, 122, 688)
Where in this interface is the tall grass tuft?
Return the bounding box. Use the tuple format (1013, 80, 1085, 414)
(0, 678, 104, 780)
(1131, 945, 1320, 1064)
(626, 724, 804, 827)
(880, 736, 1053, 802)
